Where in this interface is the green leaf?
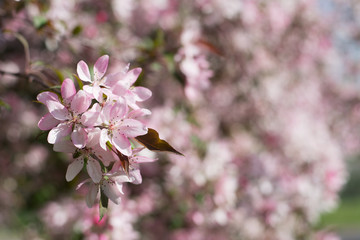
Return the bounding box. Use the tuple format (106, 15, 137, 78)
(73, 74, 83, 90)
(99, 190, 108, 221)
(0, 99, 11, 110)
(33, 16, 48, 29)
(49, 67, 64, 82)
(135, 128, 183, 156)
(72, 25, 83, 36)
(73, 150, 82, 159)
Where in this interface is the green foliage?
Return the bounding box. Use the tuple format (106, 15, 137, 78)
(99, 191, 109, 222)
(33, 16, 48, 30)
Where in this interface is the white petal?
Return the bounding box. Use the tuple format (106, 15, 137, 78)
(110, 101, 128, 122)
(38, 113, 60, 130)
(71, 127, 88, 148)
(65, 158, 84, 182)
(48, 123, 72, 144)
(112, 131, 131, 156)
(129, 166, 142, 185)
(47, 100, 70, 121)
(81, 103, 101, 127)
(77, 60, 92, 83)
(99, 129, 110, 150)
(131, 155, 157, 163)
(76, 178, 92, 190)
(101, 180, 122, 205)
(127, 108, 151, 119)
(118, 119, 148, 138)
(86, 183, 99, 208)
(100, 102, 113, 124)
(94, 55, 109, 80)
(71, 90, 91, 115)
(132, 86, 152, 102)
(37, 91, 59, 104)
(61, 78, 76, 102)
(123, 67, 142, 87)
(53, 135, 76, 153)
(87, 159, 102, 183)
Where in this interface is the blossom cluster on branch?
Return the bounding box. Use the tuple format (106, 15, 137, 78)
(2, 0, 360, 239)
(37, 55, 178, 214)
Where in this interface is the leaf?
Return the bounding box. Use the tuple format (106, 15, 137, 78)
(33, 15, 48, 29)
(73, 74, 83, 90)
(135, 128, 183, 156)
(72, 25, 83, 36)
(0, 99, 11, 110)
(99, 190, 108, 221)
(196, 39, 223, 56)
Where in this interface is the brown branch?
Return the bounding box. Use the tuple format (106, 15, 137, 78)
(0, 69, 53, 90)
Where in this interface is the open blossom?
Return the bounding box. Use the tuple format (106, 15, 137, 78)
(65, 129, 117, 183)
(36, 55, 164, 213)
(104, 65, 152, 109)
(77, 55, 152, 108)
(99, 100, 148, 156)
(78, 172, 131, 207)
(110, 147, 158, 185)
(77, 55, 110, 102)
(37, 78, 93, 148)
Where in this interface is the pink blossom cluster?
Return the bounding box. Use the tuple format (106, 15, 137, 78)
(3, 0, 360, 239)
(37, 55, 155, 207)
(175, 20, 213, 103)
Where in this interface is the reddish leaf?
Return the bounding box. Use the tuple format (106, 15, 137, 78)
(117, 151, 130, 175)
(135, 128, 183, 156)
(196, 39, 223, 56)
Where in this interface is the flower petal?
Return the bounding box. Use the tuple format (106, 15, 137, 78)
(112, 131, 131, 156)
(131, 155, 157, 163)
(101, 180, 122, 204)
(77, 60, 92, 82)
(127, 108, 151, 119)
(123, 67, 142, 87)
(81, 103, 101, 127)
(71, 127, 88, 148)
(66, 158, 84, 182)
(103, 71, 124, 88)
(71, 90, 91, 114)
(61, 78, 76, 102)
(129, 167, 142, 184)
(53, 136, 77, 153)
(94, 55, 109, 80)
(92, 85, 103, 102)
(48, 123, 72, 144)
(100, 102, 113, 124)
(113, 172, 131, 183)
(100, 129, 110, 150)
(37, 91, 59, 104)
(118, 119, 148, 138)
(86, 183, 99, 208)
(76, 178, 92, 190)
(132, 86, 152, 102)
(110, 101, 128, 122)
(38, 112, 60, 130)
(47, 100, 70, 121)
(110, 82, 128, 97)
(83, 85, 93, 95)
(87, 159, 102, 183)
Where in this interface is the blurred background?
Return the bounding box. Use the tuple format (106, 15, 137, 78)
(1, 0, 360, 239)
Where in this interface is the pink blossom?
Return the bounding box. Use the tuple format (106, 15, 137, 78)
(77, 55, 110, 102)
(37, 78, 92, 148)
(99, 101, 148, 156)
(105, 66, 152, 109)
(78, 172, 131, 207)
